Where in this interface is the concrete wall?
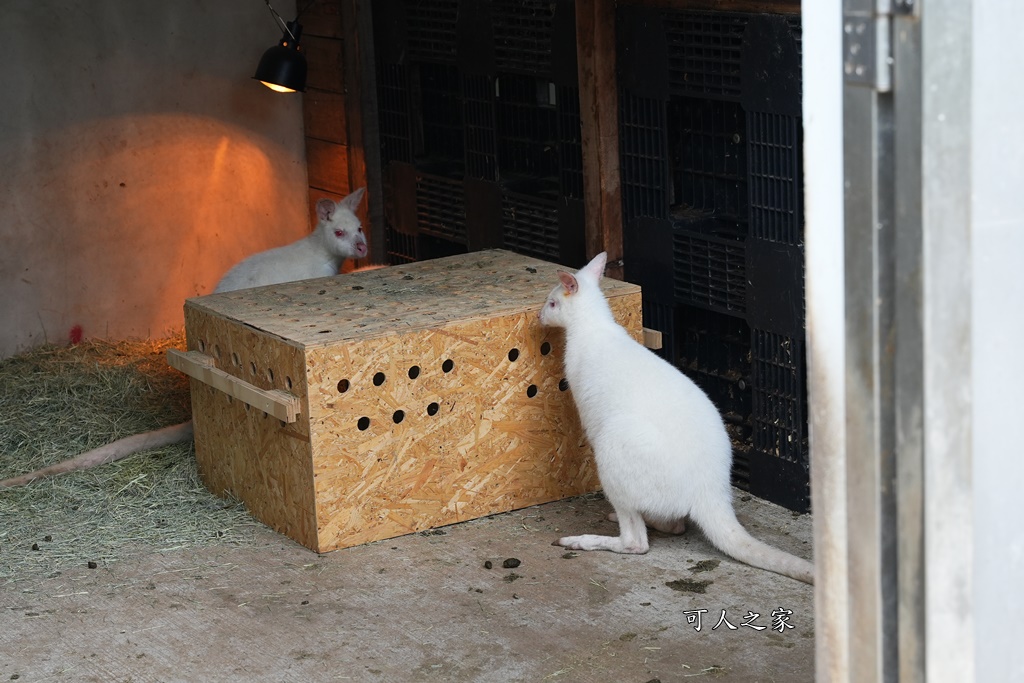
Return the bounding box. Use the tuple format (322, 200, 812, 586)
(0, 1, 309, 358)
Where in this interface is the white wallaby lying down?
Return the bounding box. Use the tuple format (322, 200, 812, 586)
(538, 252, 813, 584)
(214, 188, 368, 292)
(0, 189, 369, 488)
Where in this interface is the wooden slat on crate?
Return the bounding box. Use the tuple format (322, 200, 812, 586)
(167, 350, 301, 423)
(643, 327, 664, 350)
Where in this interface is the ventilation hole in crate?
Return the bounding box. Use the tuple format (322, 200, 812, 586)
(244, 403, 251, 412)
(266, 368, 275, 383)
(286, 376, 293, 390)
(540, 341, 551, 355)
(408, 366, 421, 380)
(337, 379, 350, 394)
(373, 372, 386, 386)
(442, 359, 455, 373)
(427, 402, 440, 416)
(198, 339, 206, 353)
(393, 410, 405, 424)
(214, 345, 222, 361)
(559, 378, 569, 391)
(357, 417, 371, 431)
(526, 385, 538, 398)
(508, 348, 520, 362)
(249, 361, 257, 376)
(231, 352, 240, 367)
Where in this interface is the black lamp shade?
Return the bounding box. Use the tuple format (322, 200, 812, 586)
(254, 22, 306, 93)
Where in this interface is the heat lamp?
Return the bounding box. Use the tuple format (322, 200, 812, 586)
(253, 0, 307, 93)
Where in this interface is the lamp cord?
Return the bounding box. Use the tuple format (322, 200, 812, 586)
(263, 0, 297, 41)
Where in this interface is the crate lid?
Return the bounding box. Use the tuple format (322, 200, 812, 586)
(187, 250, 639, 348)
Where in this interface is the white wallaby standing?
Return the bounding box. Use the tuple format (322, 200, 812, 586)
(538, 252, 813, 584)
(0, 189, 370, 488)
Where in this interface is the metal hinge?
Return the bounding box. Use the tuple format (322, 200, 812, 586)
(843, 11, 890, 91)
(844, 1, 917, 91)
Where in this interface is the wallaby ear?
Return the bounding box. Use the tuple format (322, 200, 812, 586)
(316, 198, 336, 223)
(339, 187, 366, 212)
(578, 251, 608, 281)
(558, 271, 579, 295)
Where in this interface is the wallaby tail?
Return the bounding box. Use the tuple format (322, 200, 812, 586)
(0, 420, 194, 488)
(692, 497, 814, 584)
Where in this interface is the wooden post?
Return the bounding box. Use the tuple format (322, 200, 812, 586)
(341, 0, 386, 264)
(575, 0, 624, 281)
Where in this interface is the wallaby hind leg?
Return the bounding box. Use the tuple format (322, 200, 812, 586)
(556, 508, 650, 554)
(608, 511, 687, 535)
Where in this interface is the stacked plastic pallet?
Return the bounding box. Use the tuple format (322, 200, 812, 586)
(372, 0, 586, 268)
(617, 7, 809, 511)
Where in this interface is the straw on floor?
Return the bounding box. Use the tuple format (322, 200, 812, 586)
(0, 333, 264, 587)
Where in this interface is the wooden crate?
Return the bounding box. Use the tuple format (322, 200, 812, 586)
(170, 249, 642, 552)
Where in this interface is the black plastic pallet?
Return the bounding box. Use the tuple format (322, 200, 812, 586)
(557, 85, 584, 200)
(382, 170, 584, 268)
(496, 73, 561, 193)
(374, 0, 585, 269)
(406, 0, 459, 64)
(673, 230, 747, 316)
(378, 63, 413, 165)
(620, 93, 669, 223)
(665, 12, 748, 99)
(669, 97, 747, 237)
(492, 0, 557, 76)
(417, 173, 467, 244)
(463, 74, 498, 181)
(618, 5, 809, 511)
(748, 111, 802, 245)
(501, 191, 560, 261)
(385, 226, 418, 264)
(417, 62, 465, 173)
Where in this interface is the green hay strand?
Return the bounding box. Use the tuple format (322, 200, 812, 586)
(0, 334, 264, 586)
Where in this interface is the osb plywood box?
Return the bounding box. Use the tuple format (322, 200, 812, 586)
(169, 249, 642, 552)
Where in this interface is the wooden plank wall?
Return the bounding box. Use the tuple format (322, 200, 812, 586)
(301, 0, 382, 264)
(302, 1, 347, 200)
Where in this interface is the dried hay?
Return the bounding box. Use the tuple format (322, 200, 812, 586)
(0, 333, 264, 587)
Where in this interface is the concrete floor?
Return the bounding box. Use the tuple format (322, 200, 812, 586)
(2, 491, 814, 683)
